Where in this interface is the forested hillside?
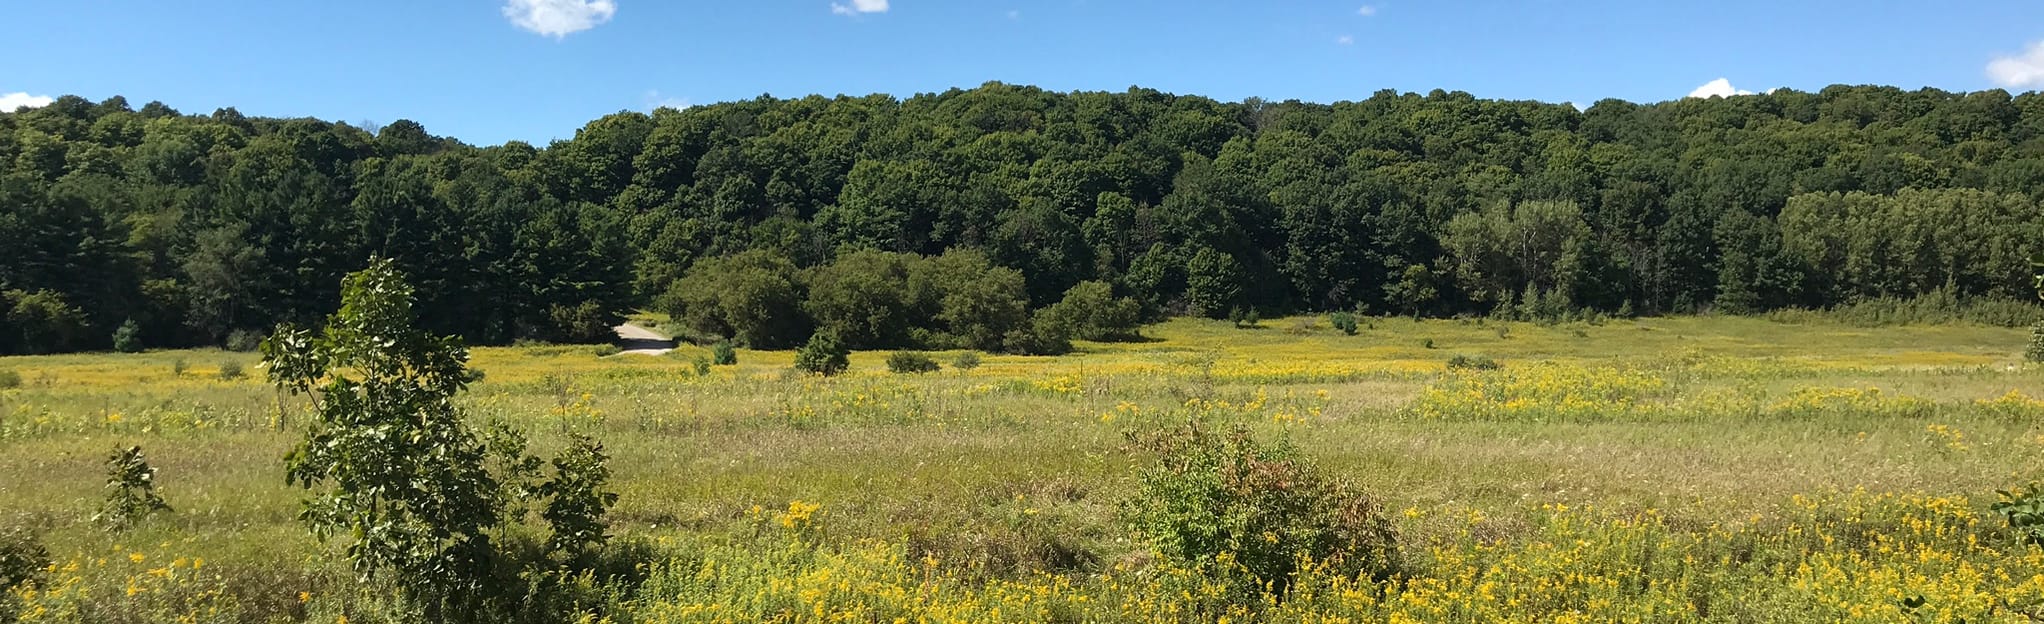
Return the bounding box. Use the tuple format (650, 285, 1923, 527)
(4, 83, 2043, 354)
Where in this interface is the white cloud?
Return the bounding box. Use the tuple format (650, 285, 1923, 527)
(1686, 77, 1754, 99)
(1988, 41, 2044, 89)
(1357, 5, 1378, 16)
(643, 90, 691, 111)
(1006, 9, 1020, 20)
(503, 0, 616, 38)
(831, 0, 888, 15)
(0, 92, 54, 111)
(1336, 35, 1354, 45)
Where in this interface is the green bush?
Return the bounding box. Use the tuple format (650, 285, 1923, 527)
(224, 328, 264, 352)
(170, 358, 188, 377)
(593, 344, 622, 357)
(1993, 483, 2044, 545)
(112, 319, 144, 353)
(692, 355, 712, 377)
(794, 332, 850, 376)
(1329, 312, 1359, 336)
(0, 369, 18, 390)
(951, 351, 982, 371)
(1122, 424, 1399, 602)
(713, 340, 738, 366)
(2027, 322, 2044, 363)
(886, 351, 941, 374)
(0, 524, 49, 621)
(1447, 354, 1502, 371)
(216, 359, 245, 380)
(93, 446, 172, 530)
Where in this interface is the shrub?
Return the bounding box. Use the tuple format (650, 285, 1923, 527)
(1329, 312, 1359, 336)
(0, 524, 49, 620)
(216, 359, 245, 380)
(1229, 307, 1260, 329)
(952, 351, 982, 371)
(886, 351, 941, 374)
(593, 344, 623, 357)
(6, 289, 90, 354)
(170, 358, 188, 377)
(1447, 354, 1502, 371)
(0, 369, 18, 390)
(224, 328, 264, 352)
(1122, 424, 1399, 602)
(538, 434, 618, 554)
(693, 355, 712, 377)
(2027, 322, 2044, 363)
(794, 332, 850, 376)
(112, 319, 144, 353)
(1993, 483, 2044, 545)
(713, 340, 738, 365)
(1421, 338, 1436, 349)
(1041, 281, 1144, 341)
(93, 446, 172, 530)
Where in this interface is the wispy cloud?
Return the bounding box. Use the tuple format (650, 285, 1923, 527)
(1337, 35, 1354, 46)
(1988, 41, 2044, 89)
(643, 90, 691, 111)
(1686, 78, 1754, 99)
(0, 92, 54, 111)
(1357, 5, 1378, 16)
(831, 0, 888, 16)
(504, 0, 617, 38)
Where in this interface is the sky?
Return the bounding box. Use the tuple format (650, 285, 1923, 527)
(6, 1, 2044, 146)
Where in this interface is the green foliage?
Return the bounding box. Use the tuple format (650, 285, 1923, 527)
(593, 344, 622, 357)
(712, 340, 738, 365)
(1993, 484, 2044, 545)
(916, 250, 1031, 352)
(1228, 307, 1260, 329)
(5, 289, 91, 354)
(692, 355, 712, 376)
(0, 525, 48, 620)
(662, 250, 808, 349)
(170, 358, 187, 377)
(223, 329, 264, 352)
(2029, 323, 2044, 364)
(93, 446, 171, 530)
(951, 351, 982, 371)
(538, 434, 618, 554)
(885, 351, 941, 374)
(1329, 312, 1359, 336)
(548, 301, 623, 345)
(215, 359, 244, 380)
(1446, 354, 1502, 371)
(111, 319, 144, 353)
(804, 250, 922, 349)
(264, 258, 506, 615)
(0, 369, 18, 389)
(1185, 248, 1245, 319)
(794, 332, 850, 376)
(1039, 281, 1144, 342)
(1121, 424, 1399, 601)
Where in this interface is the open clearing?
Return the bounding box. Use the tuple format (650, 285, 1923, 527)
(4, 315, 2044, 622)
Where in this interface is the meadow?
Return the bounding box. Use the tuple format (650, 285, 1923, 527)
(3, 314, 2044, 623)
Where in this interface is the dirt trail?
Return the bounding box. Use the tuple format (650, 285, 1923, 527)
(612, 323, 678, 356)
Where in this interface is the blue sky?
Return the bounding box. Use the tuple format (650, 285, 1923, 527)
(6, 1, 2044, 146)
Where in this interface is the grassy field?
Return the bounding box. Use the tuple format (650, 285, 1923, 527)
(4, 315, 2044, 622)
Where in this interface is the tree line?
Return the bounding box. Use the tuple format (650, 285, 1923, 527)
(4, 83, 2044, 354)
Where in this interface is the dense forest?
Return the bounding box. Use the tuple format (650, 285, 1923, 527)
(4, 83, 2044, 355)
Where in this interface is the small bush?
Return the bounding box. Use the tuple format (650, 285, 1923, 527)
(886, 351, 941, 374)
(0, 524, 50, 619)
(1993, 483, 2044, 545)
(216, 360, 245, 380)
(952, 351, 982, 371)
(0, 369, 18, 390)
(171, 358, 188, 377)
(1122, 424, 1398, 602)
(713, 340, 738, 365)
(794, 332, 850, 376)
(1447, 354, 1502, 371)
(1229, 307, 1260, 329)
(224, 329, 264, 352)
(1329, 312, 1359, 336)
(692, 355, 712, 377)
(112, 319, 144, 353)
(593, 344, 623, 357)
(94, 446, 172, 530)
(2027, 322, 2044, 363)
(1421, 338, 1436, 349)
